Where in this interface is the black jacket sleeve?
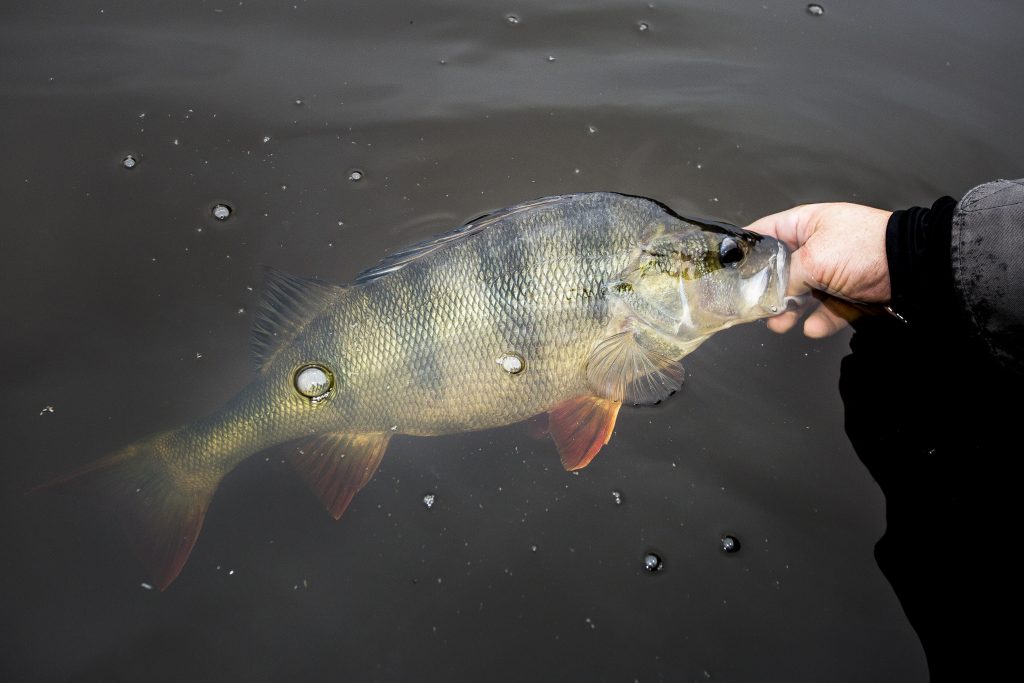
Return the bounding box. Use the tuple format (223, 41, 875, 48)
(885, 178, 1024, 373)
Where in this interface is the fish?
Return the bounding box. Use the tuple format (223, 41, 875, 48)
(39, 192, 788, 589)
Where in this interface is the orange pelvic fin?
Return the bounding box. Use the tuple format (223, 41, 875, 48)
(32, 433, 216, 591)
(290, 432, 391, 519)
(547, 395, 622, 471)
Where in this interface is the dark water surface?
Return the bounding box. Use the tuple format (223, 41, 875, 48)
(3, 1, 1022, 681)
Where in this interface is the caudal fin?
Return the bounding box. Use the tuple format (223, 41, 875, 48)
(33, 432, 218, 590)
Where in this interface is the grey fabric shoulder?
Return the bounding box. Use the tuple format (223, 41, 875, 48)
(952, 178, 1024, 372)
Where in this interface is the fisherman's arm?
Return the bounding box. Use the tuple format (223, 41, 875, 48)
(747, 179, 1024, 372)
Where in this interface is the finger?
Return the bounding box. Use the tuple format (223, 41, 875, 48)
(766, 309, 801, 334)
(803, 302, 854, 338)
(744, 205, 820, 251)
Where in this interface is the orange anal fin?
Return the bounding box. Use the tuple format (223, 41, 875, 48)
(290, 432, 391, 520)
(547, 396, 621, 471)
(33, 434, 215, 591)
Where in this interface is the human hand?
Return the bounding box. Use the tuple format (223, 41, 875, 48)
(745, 203, 893, 337)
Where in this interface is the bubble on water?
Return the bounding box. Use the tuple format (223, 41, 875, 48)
(637, 21, 650, 32)
(348, 169, 364, 182)
(262, 135, 271, 143)
(438, 57, 447, 65)
(587, 124, 599, 135)
(505, 14, 520, 25)
(497, 352, 525, 374)
(806, 4, 824, 16)
(643, 552, 663, 573)
(236, 306, 246, 315)
(423, 493, 436, 509)
(720, 535, 741, 553)
(140, 582, 153, 590)
(611, 490, 623, 505)
(211, 204, 232, 221)
(546, 55, 557, 62)
(38, 405, 54, 416)
(530, 544, 538, 552)
(294, 98, 304, 105)
(121, 154, 137, 169)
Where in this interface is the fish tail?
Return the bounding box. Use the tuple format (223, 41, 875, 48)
(32, 429, 221, 590)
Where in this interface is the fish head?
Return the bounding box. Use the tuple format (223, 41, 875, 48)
(614, 219, 789, 340)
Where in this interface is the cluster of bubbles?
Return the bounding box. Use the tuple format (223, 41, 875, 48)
(422, 493, 436, 509)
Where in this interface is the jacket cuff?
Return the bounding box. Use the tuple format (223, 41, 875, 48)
(885, 196, 957, 325)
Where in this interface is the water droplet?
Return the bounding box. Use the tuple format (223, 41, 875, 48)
(294, 364, 333, 401)
(806, 4, 824, 16)
(438, 57, 447, 65)
(348, 169, 364, 182)
(643, 552, 664, 573)
(720, 535, 741, 553)
(211, 204, 232, 221)
(637, 21, 650, 32)
(587, 124, 598, 135)
(505, 14, 520, 25)
(121, 154, 137, 169)
(530, 544, 538, 552)
(611, 490, 623, 505)
(236, 306, 246, 315)
(497, 352, 525, 374)
(422, 493, 436, 509)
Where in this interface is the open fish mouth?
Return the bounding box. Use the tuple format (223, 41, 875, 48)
(771, 239, 790, 314)
(744, 239, 790, 317)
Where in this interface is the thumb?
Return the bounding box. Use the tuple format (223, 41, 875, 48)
(785, 245, 817, 298)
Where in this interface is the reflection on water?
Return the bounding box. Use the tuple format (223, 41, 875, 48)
(2, 0, 1023, 681)
(841, 313, 1013, 681)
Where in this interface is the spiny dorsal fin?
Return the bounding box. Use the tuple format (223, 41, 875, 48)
(353, 194, 580, 285)
(252, 268, 342, 372)
(290, 432, 391, 520)
(548, 396, 621, 471)
(586, 331, 685, 406)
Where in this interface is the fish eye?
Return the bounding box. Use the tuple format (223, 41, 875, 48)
(718, 237, 744, 266)
(294, 364, 334, 403)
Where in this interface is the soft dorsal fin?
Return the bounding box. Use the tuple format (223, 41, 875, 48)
(353, 194, 579, 284)
(252, 268, 342, 372)
(586, 331, 685, 406)
(290, 432, 391, 519)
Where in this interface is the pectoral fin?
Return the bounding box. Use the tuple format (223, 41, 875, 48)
(586, 331, 685, 405)
(548, 396, 621, 471)
(291, 432, 391, 519)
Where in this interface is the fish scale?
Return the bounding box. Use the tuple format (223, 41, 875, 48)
(38, 192, 787, 589)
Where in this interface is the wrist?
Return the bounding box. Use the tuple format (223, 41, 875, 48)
(885, 197, 957, 325)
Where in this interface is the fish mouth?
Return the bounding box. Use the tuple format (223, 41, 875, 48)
(746, 239, 789, 317)
(770, 239, 790, 314)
